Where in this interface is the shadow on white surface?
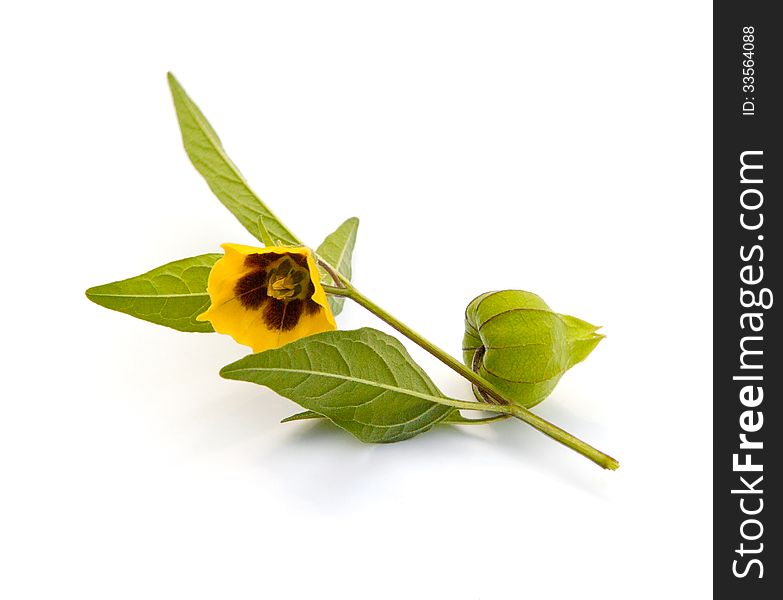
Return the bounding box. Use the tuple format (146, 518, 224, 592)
(173, 381, 617, 511)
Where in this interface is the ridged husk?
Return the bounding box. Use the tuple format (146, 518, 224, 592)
(463, 290, 603, 408)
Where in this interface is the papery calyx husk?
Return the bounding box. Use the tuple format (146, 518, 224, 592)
(462, 290, 604, 408)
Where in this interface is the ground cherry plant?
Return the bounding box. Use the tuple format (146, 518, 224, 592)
(86, 73, 619, 471)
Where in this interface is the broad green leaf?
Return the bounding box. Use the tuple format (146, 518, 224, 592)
(221, 328, 453, 443)
(316, 217, 359, 315)
(86, 254, 219, 332)
(167, 73, 300, 246)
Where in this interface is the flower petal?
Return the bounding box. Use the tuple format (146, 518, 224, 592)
(198, 244, 336, 352)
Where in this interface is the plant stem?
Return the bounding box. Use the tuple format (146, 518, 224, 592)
(323, 282, 619, 470)
(443, 413, 511, 426)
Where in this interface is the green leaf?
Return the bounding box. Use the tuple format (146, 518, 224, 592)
(316, 217, 359, 315)
(280, 410, 323, 423)
(86, 254, 219, 332)
(221, 328, 453, 443)
(167, 73, 300, 246)
(256, 216, 275, 247)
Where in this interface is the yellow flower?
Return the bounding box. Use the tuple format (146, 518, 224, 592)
(197, 243, 336, 352)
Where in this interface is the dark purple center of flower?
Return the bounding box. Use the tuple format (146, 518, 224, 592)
(234, 253, 321, 331)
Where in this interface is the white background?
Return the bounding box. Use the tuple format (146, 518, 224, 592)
(1, 2, 712, 598)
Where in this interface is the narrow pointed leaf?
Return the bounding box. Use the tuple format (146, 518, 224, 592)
(86, 254, 219, 332)
(221, 328, 453, 443)
(256, 216, 275, 247)
(167, 73, 300, 246)
(281, 410, 323, 423)
(316, 217, 359, 315)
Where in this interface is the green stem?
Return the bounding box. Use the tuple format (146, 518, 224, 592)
(443, 413, 511, 426)
(323, 282, 619, 470)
